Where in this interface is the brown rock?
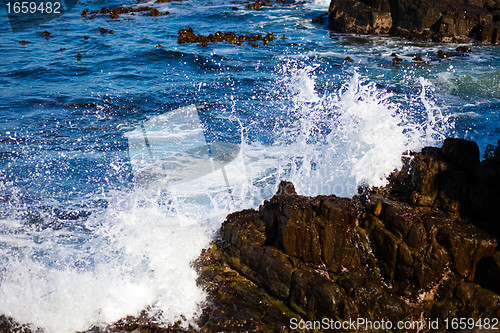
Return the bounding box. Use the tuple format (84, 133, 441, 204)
(437, 224, 497, 280)
(408, 151, 444, 207)
(392, 57, 403, 64)
(475, 252, 500, 294)
(367, 216, 401, 281)
(456, 45, 472, 52)
(329, 0, 392, 34)
(289, 268, 314, 316)
(437, 50, 453, 58)
(306, 276, 341, 319)
(328, 0, 500, 43)
(441, 138, 480, 170)
(189, 138, 500, 331)
(258, 246, 295, 299)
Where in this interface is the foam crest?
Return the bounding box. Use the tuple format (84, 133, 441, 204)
(272, 66, 453, 196)
(311, 0, 331, 9)
(0, 188, 213, 333)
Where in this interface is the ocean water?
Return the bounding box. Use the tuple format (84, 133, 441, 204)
(0, 0, 499, 331)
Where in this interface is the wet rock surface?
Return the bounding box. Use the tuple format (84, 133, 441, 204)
(198, 138, 500, 329)
(328, 0, 500, 43)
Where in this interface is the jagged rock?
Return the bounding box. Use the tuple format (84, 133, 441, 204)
(441, 137, 480, 170)
(328, 0, 500, 43)
(391, 138, 500, 238)
(453, 282, 500, 318)
(407, 148, 445, 207)
(437, 223, 497, 280)
(194, 246, 299, 332)
(196, 138, 500, 329)
(328, 0, 393, 34)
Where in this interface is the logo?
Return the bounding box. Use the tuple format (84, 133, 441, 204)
(3, 0, 77, 32)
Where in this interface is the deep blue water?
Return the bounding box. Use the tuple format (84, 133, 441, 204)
(0, 0, 499, 331)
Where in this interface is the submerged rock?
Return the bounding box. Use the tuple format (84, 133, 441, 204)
(456, 45, 472, 52)
(240, 0, 295, 10)
(245, 0, 273, 10)
(437, 49, 454, 58)
(81, 5, 169, 20)
(392, 56, 403, 64)
(312, 14, 327, 24)
(177, 27, 277, 47)
(328, 0, 500, 44)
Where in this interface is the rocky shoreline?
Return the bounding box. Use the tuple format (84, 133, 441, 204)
(192, 137, 500, 331)
(328, 0, 500, 44)
(2, 138, 500, 332)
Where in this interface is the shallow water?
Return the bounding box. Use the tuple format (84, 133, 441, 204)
(0, 0, 499, 331)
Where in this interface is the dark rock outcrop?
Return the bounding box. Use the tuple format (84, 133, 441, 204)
(328, 0, 500, 43)
(197, 137, 500, 330)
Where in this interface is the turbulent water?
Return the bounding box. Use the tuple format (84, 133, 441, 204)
(0, 0, 499, 331)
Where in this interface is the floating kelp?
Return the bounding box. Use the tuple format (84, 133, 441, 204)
(177, 27, 276, 47)
(231, 0, 296, 10)
(81, 5, 169, 20)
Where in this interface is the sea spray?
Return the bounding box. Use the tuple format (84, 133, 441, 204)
(0, 70, 453, 332)
(270, 65, 453, 196)
(0, 187, 212, 332)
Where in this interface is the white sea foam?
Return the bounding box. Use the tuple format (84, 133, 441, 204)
(311, 0, 331, 9)
(0, 187, 213, 333)
(268, 64, 452, 196)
